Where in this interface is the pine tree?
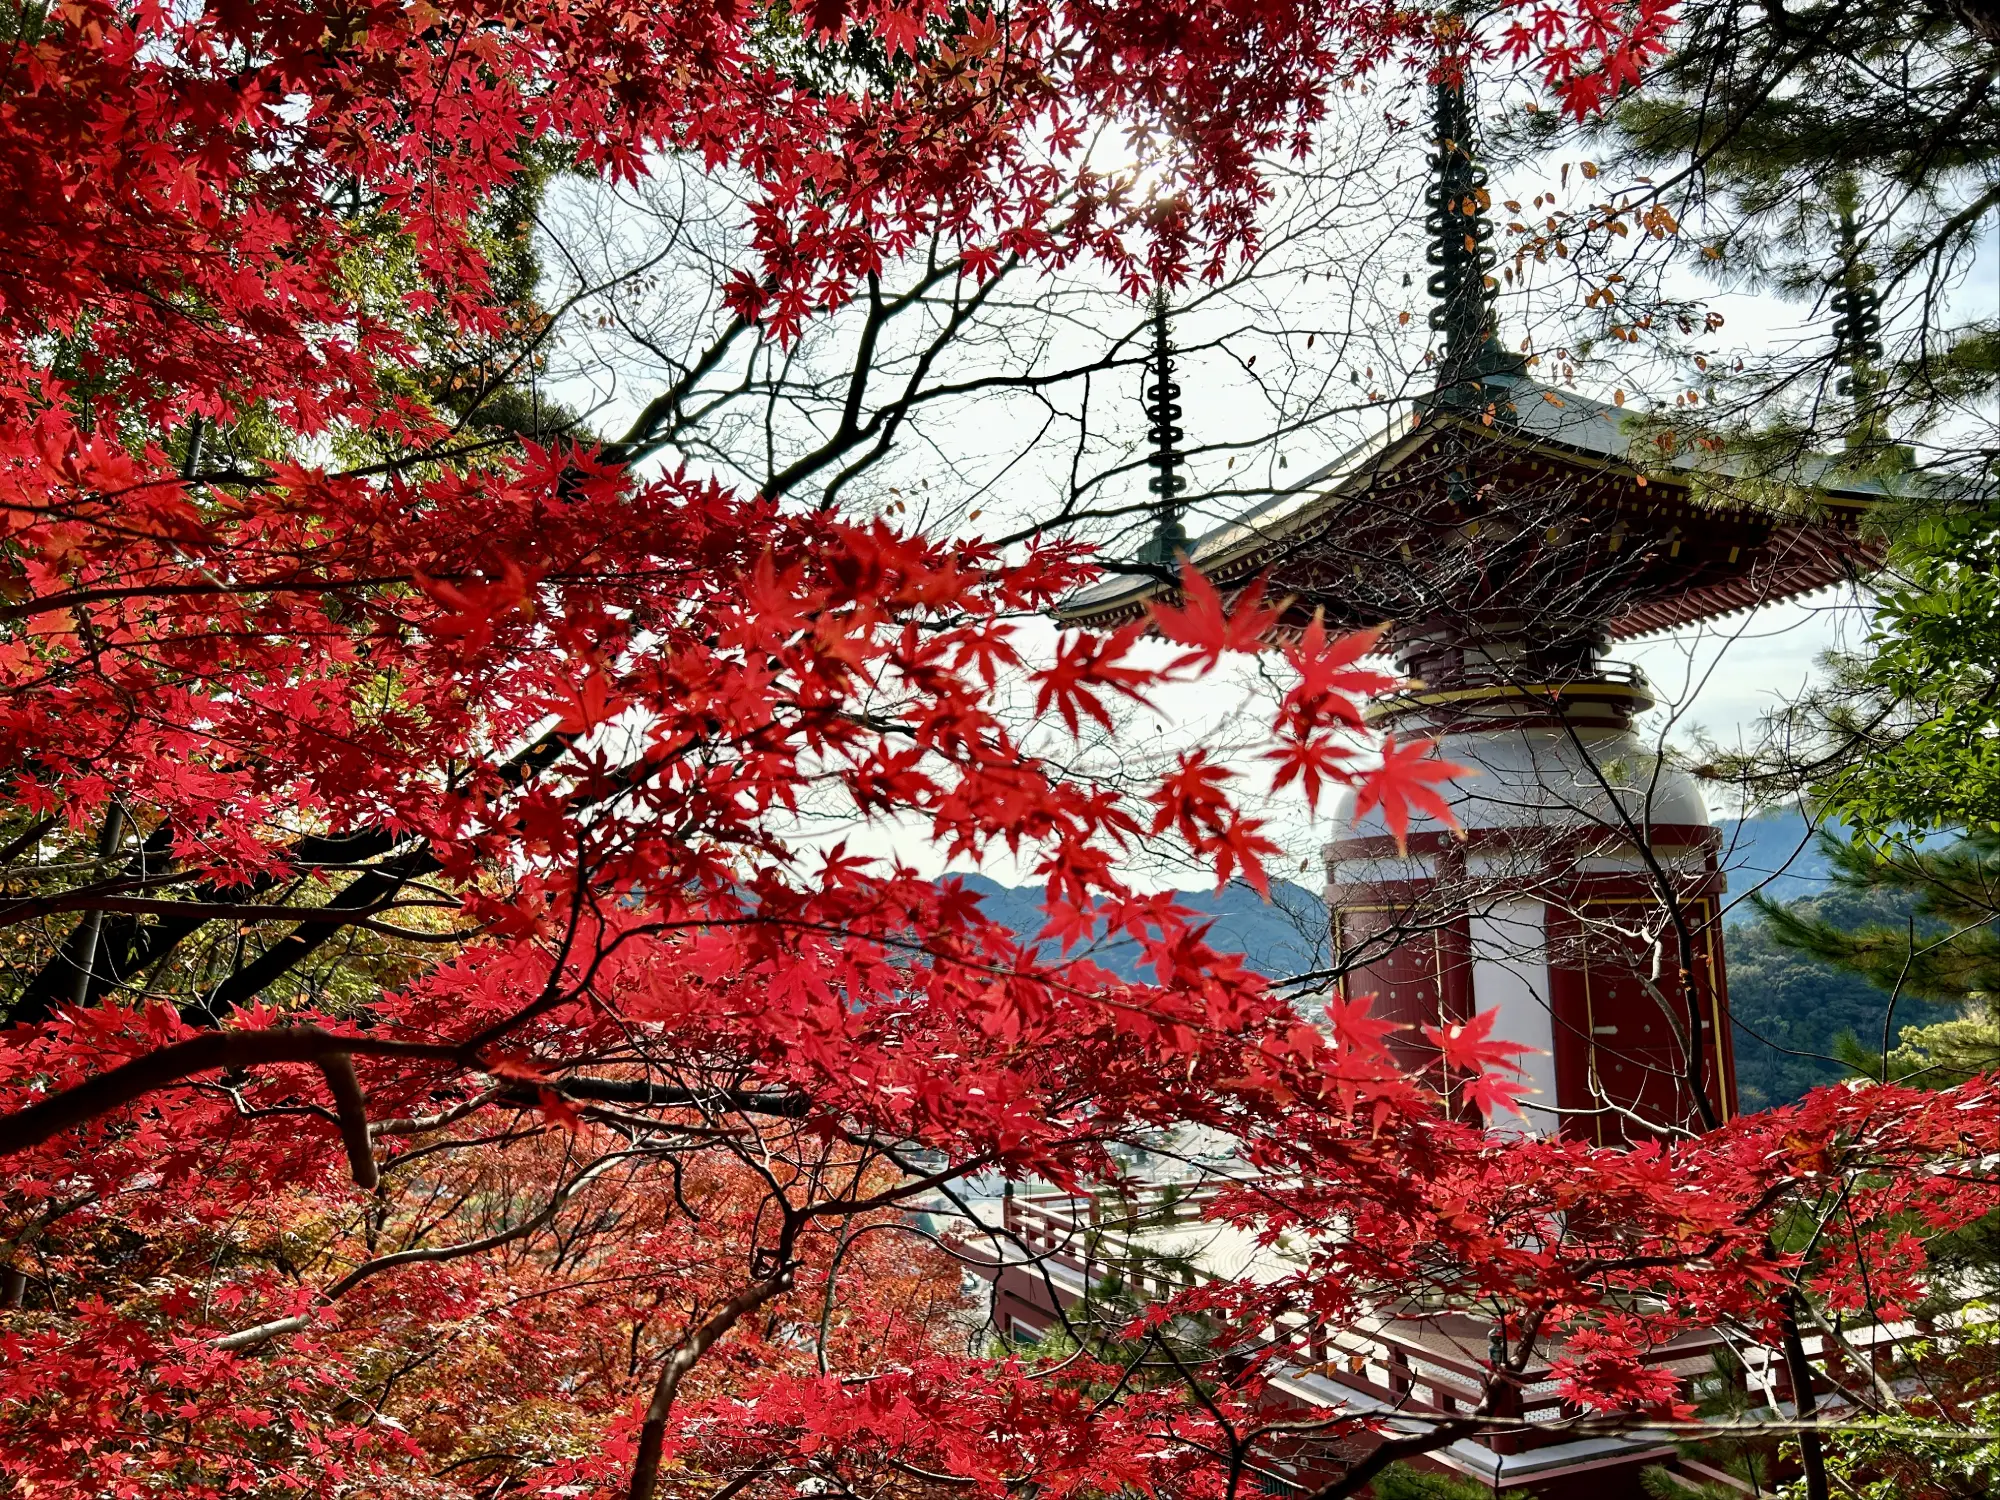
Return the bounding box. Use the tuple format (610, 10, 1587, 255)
(1539, 0, 2000, 471)
(1756, 835, 1998, 1017)
(1752, 829, 2000, 1087)
(1516, 0, 2000, 922)
(1755, 825, 2000, 1280)
(1742, 499, 2000, 1106)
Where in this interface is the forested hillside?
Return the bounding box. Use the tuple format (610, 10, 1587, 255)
(1721, 814, 1951, 1108)
(1724, 883, 1921, 1109)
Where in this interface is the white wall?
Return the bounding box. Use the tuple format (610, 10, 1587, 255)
(1466, 900, 1559, 1135)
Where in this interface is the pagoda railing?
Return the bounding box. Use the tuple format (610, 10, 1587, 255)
(1406, 657, 1649, 693)
(961, 1183, 1908, 1445)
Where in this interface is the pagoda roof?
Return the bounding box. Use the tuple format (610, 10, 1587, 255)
(1061, 372, 1926, 639)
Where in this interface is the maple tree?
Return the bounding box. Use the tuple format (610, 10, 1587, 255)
(4, 1113, 1061, 1496)
(6, 0, 1999, 1497)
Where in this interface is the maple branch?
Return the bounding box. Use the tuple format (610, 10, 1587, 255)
(703, 1461, 777, 1500)
(368, 1088, 507, 1138)
(502, 1077, 814, 1118)
(0, 561, 689, 623)
(13, 730, 576, 1023)
(317, 1052, 379, 1191)
(215, 1147, 656, 1352)
(0, 1190, 95, 1310)
(0, 893, 452, 927)
(0, 574, 419, 624)
(0, 815, 59, 869)
(11, 831, 383, 1021)
(13, 816, 181, 1020)
(886, 1149, 1115, 1357)
(759, 259, 982, 499)
(322, 1148, 651, 1299)
(602, 295, 763, 467)
(800, 1148, 997, 1221)
(195, 844, 445, 1018)
(627, 1262, 798, 1500)
(211, 1311, 319, 1353)
(0, 1028, 461, 1160)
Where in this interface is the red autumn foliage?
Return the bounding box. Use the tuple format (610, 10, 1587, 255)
(4, 0, 1995, 1497)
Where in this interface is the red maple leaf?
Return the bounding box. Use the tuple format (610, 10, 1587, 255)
(1032, 624, 1152, 735)
(1423, 1008, 1532, 1116)
(538, 668, 631, 735)
(1350, 733, 1468, 851)
(1264, 732, 1356, 810)
(1150, 564, 1280, 671)
(1280, 614, 1397, 732)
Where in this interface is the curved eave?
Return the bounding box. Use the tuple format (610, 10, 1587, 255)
(1606, 532, 1886, 639)
(1054, 423, 1442, 628)
(1055, 401, 1887, 636)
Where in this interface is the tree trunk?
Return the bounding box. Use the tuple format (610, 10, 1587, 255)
(1780, 1297, 1830, 1500)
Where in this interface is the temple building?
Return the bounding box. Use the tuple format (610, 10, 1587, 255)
(1059, 81, 1897, 1142)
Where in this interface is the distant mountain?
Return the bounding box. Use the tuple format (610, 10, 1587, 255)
(947, 872, 1328, 982)
(1715, 807, 1956, 905)
(1715, 810, 1839, 905)
(1723, 881, 1923, 1109)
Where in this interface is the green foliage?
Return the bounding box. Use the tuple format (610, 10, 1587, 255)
(1887, 1012, 2000, 1089)
(1749, 823, 2000, 1092)
(1816, 503, 2000, 839)
(335, 139, 591, 471)
(1736, 499, 2000, 1093)
(1369, 1461, 1514, 1500)
(750, 0, 930, 95)
(1, 0, 50, 46)
(1788, 1308, 2000, 1499)
(1562, 0, 2000, 454)
(1752, 829, 1998, 1010)
(1751, 824, 2000, 1278)
(1726, 879, 1923, 1109)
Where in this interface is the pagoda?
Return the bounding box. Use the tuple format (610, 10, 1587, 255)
(1062, 81, 1900, 1143)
